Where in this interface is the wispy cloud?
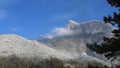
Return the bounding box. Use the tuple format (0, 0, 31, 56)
(0, 0, 20, 19)
(11, 28, 21, 32)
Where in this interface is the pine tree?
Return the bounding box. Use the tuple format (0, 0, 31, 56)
(87, 0, 120, 59)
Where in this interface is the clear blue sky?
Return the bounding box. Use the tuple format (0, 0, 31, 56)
(0, 0, 118, 39)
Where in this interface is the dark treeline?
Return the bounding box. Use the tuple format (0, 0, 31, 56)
(87, 0, 120, 67)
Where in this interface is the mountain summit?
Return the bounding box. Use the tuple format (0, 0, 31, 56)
(36, 20, 114, 44)
(36, 20, 114, 54)
(66, 20, 79, 29)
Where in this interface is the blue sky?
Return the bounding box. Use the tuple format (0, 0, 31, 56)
(0, 0, 118, 39)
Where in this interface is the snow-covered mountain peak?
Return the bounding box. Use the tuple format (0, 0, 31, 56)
(66, 20, 79, 29)
(35, 20, 114, 44)
(35, 20, 114, 57)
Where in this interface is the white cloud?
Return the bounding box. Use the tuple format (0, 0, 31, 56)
(11, 28, 20, 32)
(52, 27, 73, 36)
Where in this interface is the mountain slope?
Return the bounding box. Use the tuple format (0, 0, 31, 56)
(0, 34, 71, 60)
(0, 20, 115, 68)
(0, 34, 112, 68)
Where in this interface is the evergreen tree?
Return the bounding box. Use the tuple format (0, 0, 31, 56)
(87, 0, 120, 59)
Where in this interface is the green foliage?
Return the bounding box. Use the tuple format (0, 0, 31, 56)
(107, 0, 120, 8)
(101, 0, 120, 58)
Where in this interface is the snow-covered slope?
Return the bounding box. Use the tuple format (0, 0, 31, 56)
(0, 34, 72, 60)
